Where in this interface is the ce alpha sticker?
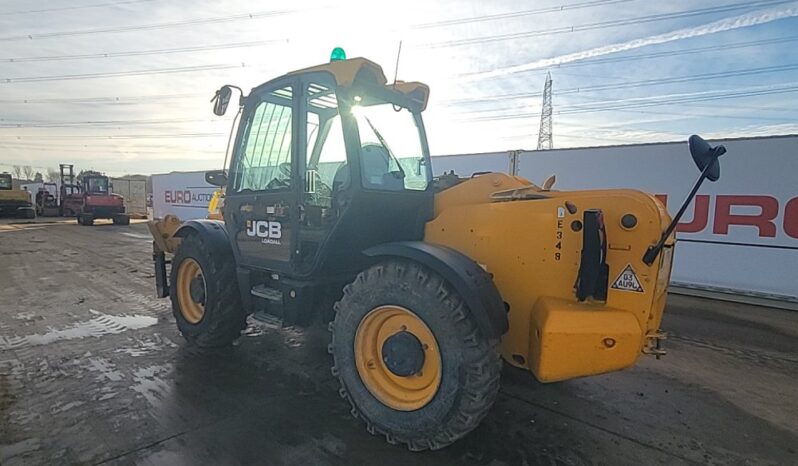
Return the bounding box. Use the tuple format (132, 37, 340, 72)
(611, 264, 644, 293)
(245, 220, 282, 245)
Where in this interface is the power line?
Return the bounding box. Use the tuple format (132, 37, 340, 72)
(446, 63, 798, 105)
(0, 140, 223, 151)
(1, 38, 287, 63)
(0, 117, 213, 128)
(0, 8, 293, 42)
(422, 0, 795, 48)
(0, 145, 221, 155)
(0, 0, 156, 16)
(0, 93, 204, 104)
(1, 62, 251, 84)
(0, 133, 226, 140)
(412, 0, 634, 29)
(458, 83, 798, 122)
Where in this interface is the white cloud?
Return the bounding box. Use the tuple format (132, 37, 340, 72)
(467, 5, 798, 80)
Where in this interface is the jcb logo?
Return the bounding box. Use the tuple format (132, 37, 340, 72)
(246, 220, 282, 244)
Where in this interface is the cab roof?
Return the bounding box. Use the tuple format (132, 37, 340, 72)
(277, 57, 430, 111)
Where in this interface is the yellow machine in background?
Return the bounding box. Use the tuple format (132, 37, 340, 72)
(0, 173, 35, 219)
(207, 188, 224, 220)
(147, 53, 724, 450)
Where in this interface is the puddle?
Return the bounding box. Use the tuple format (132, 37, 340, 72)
(85, 357, 124, 382)
(115, 334, 178, 357)
(50, 400, 85, 414)
(131, 364, 172, 408)
(0, 310, 158, 350)
(0, 225, 45, 233)
(120, 232, 152, 240)
(243, 316, 306, 348)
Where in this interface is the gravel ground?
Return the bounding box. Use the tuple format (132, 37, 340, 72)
(1, 218, 796, 465)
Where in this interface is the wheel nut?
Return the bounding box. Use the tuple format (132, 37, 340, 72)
(603, 338, 616, 348)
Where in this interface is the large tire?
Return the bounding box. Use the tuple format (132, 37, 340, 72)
(78, 213, 94, 226)
(330, 259, 502, 451)
(170, 232, 245, 347)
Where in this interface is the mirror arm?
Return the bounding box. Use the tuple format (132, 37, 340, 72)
(642, 157, 716, 266)
(221, 107, 243, 175)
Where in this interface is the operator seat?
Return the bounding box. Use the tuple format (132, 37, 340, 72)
(361, 144, 404, 191)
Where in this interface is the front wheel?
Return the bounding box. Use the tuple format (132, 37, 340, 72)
(330, 260, 502, 451)
(170, 233, 245, 347)
(112, 214, 130, 225)
(78, 213, 94, 226)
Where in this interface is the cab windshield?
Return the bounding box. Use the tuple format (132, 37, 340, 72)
(85, 177, 109, 193)
(0, 175, 11, 190)
(351, 102, 430, 191)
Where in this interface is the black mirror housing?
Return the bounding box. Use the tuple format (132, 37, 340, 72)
(212, 85, 233, 116)
(688, 135, 725, 182)
(205, 169, 228, 187)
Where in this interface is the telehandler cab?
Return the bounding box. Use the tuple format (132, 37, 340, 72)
(148, 53, 724, 450)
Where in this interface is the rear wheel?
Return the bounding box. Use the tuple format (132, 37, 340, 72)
(330, 260, 502, 451)
(170, 233, 245, 347)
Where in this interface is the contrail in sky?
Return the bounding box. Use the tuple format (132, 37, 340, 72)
(468, 5, 798, 80)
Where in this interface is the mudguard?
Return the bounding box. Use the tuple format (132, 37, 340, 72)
(363, 241, 509, 339)
(174, 219, 230, 244)
(171, 220, 247, 307)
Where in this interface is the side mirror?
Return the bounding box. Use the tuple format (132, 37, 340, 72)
(211, 86, 233, 116)
(205, 169, 228, 187)
(642, 134, 726, 265)
(688, 134, 725, 182)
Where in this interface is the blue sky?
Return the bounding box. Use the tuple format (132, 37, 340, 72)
(1, 0, 797, 175)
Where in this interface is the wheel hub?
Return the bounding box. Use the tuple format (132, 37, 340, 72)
(381, 331, 425, 377)
(354, 305, 442, 411)
(189, 276, 206, 305)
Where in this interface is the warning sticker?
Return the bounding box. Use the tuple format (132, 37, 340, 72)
(611, 264, 644, 293)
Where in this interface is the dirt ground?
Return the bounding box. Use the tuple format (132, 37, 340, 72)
(1, 218, 796, 466)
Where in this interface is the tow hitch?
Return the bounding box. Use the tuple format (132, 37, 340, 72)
(643, 331, 668, 359)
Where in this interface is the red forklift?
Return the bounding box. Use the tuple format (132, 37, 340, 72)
(59, 164, 130, 226)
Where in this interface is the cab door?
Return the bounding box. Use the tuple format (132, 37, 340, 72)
(224, 80, 300, 273)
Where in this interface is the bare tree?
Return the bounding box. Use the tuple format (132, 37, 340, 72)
(22, 165, 34, 180)
(45, 168, 60, 183)
(12, 165, 22, 179)
(34, 172, 43, 182)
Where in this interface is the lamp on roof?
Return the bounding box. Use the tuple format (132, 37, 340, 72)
(330, 47, 347, 62)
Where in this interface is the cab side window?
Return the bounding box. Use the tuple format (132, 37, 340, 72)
(232, 87, 293, 192)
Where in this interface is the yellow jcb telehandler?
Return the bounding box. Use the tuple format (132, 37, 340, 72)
(147, 52, 725, 450)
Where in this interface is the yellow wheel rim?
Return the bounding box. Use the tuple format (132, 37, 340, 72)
(354, 305, 441, 411)
(176, 258, 205, 324)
